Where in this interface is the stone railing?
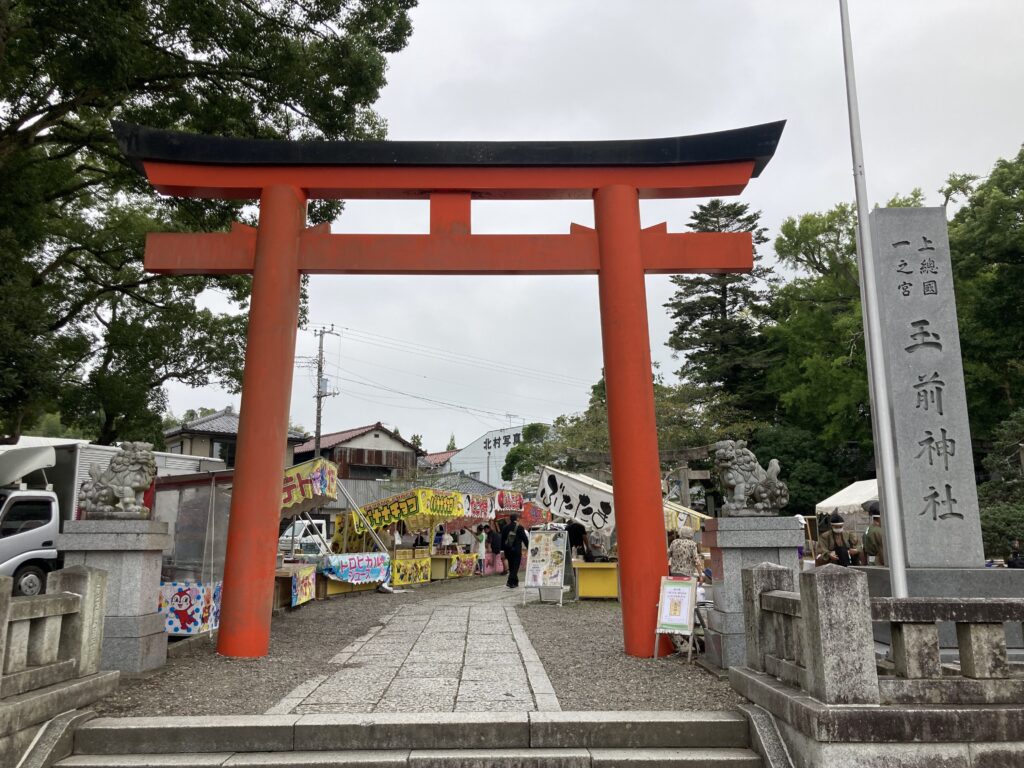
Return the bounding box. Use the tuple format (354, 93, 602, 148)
(0, 565, 107, 699)
(733, 563, 1024, 764)
(741, 562, 1024, 707)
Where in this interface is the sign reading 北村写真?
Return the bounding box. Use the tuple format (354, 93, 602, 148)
(869, 207, 984, 568)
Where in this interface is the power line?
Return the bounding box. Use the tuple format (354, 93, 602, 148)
(309, 322, 595, 387)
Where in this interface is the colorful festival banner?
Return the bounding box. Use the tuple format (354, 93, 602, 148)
(355, 488, 465, 533)
(321, 552, 390, 584)
(448, 553, 477, 578)
(159, 581, 222, 636)
(524, 530, 568, 588)
(291, 565, 316, 607)
(493, 489, 524, 512)
(281, 458, 338, 517)
(391, 556, 431, 585)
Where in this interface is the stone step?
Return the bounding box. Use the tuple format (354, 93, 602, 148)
(72, 712, 751, 755)
(57, 747, 762, 767)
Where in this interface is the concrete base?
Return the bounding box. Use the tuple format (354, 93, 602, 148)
(60, 520, 170, 674)
(704, 516, 804, 670)
(860, 567, 1024, 651)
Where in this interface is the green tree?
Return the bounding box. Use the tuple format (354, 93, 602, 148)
(0, 0, 417, 443)
(664, 200, 778, 421)
(28, 412, 94, 440)
(947, 148, 1024, 440)
(446, 433, 457, 451)
(978, 408, 1024, 507)
(409, 433, 423, 449)
(502, 423, 552, 482)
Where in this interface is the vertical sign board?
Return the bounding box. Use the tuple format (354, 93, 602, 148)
(654, 575, 697, 659)
(525, 529, 569, 603)
(869, 208, 984, 567)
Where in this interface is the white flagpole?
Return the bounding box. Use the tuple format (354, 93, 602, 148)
(838, 0, 909, 598)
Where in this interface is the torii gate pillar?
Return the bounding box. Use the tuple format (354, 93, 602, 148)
(115, 120, 784, 660)
(219, 185, 305, 656)
(594, 185, 669, 654)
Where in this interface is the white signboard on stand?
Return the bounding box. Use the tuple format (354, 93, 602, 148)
(524, 529, 569, 604)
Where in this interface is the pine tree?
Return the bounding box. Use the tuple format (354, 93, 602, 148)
(446, 433, 457, 451)
(664, 200, 778, 421)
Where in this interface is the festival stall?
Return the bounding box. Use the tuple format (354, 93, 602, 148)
(335, 487, 471, 586)
(275, 457, 340, 606)
(536, 466, 708, 599)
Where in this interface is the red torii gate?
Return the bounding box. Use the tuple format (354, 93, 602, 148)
(116, 121, 784, 658)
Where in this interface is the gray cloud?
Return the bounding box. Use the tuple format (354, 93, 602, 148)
(165, 0, 1024, 453)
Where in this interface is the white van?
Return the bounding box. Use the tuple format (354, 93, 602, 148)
(279, 518, 329, 554)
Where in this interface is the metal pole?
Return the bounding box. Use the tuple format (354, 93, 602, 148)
(313, 325, 339, 458)
(839, 0, 908, 598)
(315, 329, 325, 456)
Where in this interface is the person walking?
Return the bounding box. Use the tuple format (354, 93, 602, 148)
(863, 502, 886, 566)
(501, 514, 529, 588)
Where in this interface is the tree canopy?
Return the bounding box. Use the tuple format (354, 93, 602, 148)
(1, 0, 417, 444)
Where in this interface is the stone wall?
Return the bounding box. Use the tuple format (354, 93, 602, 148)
(731, 563, 1024, 767)
(0, 566, 120, 765)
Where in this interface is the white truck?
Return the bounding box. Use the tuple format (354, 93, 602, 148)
(0, 438, 224, 595)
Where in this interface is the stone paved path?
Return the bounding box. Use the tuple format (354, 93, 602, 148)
(266, 584, 560, 714)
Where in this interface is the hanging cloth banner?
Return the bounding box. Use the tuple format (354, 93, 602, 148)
(492, 489, 524, 513)
(537, 466, 615, 533)
(281, 458, 338, 519)
(353, 488, 465, 533)
(321, 552, 390, 584)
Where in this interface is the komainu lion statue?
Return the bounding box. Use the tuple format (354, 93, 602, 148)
(78, 442, 158, 520)
(713, 439, 790, 516)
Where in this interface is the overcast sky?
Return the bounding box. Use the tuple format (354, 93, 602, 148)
(165, 0, 1024, 454)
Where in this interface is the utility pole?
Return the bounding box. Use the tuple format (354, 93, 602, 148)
(314, 326, 340, 456)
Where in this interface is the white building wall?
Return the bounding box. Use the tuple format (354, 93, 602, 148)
(448, 426, 528, 489)
(343, 431, 410, 452)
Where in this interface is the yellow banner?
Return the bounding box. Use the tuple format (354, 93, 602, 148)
(281, 458, 338, 517)
(354, 488, 464, 533)
(392, 556, 430, 585)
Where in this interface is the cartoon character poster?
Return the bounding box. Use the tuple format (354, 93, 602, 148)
(291, 565, 316, 607)
(391, 556, 430, 585)
(448, 553, 477, 578)
(158, 581, 222, 635)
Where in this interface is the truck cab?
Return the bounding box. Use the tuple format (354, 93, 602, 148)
(0, 489, 60, 595)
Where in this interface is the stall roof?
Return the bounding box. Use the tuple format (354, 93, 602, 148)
(815, 479, 878, 517)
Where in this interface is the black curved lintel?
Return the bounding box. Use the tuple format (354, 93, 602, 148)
(113, 120, 785, 177)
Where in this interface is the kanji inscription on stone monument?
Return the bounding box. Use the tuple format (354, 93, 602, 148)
(869, 207, 984, 568)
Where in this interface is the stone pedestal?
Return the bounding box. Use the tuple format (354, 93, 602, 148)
(703, 516, 804, 670)
(58, 519, 171, 674)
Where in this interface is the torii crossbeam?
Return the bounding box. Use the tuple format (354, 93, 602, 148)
(116, 121, 784, 659)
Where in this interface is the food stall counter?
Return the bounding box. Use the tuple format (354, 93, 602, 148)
(572, 560, 619, 599)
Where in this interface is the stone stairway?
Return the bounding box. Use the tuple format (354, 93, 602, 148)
(55, 711, 762, 767)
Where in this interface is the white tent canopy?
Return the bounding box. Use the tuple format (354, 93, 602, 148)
(815, 479, 878, 526)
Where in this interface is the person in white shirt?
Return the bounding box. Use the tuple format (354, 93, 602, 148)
(392, 524, 403, 548)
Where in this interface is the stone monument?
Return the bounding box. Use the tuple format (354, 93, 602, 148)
(59, 442, 169, 673)
(703, 439, 804, 670)
(864, 208, 1024, 655)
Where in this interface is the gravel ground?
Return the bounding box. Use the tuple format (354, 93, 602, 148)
(516, 599, 743, 711)
(92, 574, 508, 717)
(93, 576, 740, 716)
